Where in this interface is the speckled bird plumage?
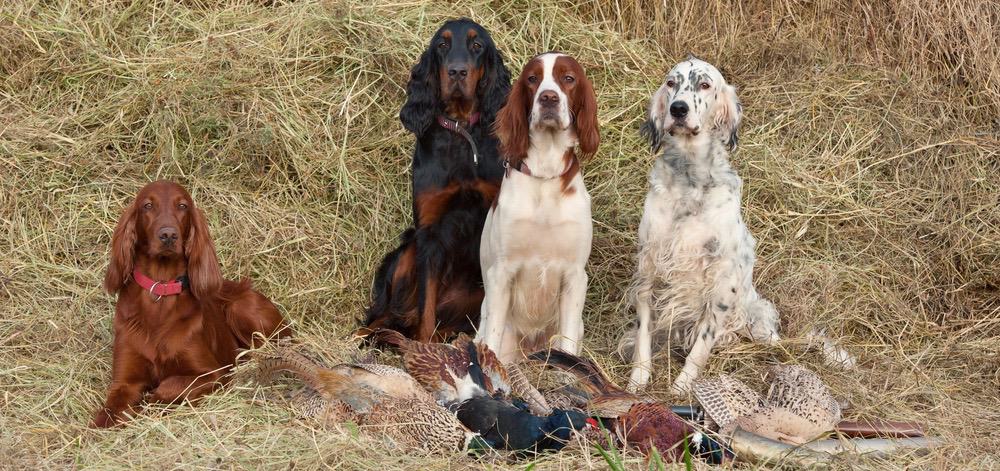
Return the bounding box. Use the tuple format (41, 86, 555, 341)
(540, 385, 590, 412)
(254, 344, 476, 452)
(371, 328, 550, 414)
(694, 365, 841, 445)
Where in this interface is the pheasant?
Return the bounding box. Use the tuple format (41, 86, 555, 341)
(368, 328, 550, 414)
(254, 344, 479, 453)
(693, 365, 842, 445)
(528, 349, 694, 459)
(539, 384, 590, 411)
(453, 341, 595, 455)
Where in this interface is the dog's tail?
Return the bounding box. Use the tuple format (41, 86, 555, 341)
(805, 329, 857, 369)
(359, 229, 417, 330)
(616, 324, 639, 363)
(741, 295, 856, 370)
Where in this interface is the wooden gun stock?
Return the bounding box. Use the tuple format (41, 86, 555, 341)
(835, 419, 925, 438)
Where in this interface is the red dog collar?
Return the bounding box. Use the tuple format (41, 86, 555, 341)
(132, 268, 188, 297)
(437, 112, 480, 130)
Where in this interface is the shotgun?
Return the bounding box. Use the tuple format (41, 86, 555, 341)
(670, 405, 926, 439)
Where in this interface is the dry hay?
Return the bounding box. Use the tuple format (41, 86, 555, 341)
(1, 0, 998, 469)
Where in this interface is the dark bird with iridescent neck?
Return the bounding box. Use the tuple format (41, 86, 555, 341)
(455, 341, 594, 455)
(529, 349, 694, 459)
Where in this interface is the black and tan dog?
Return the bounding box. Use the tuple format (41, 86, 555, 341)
(361, 19, 511, 342)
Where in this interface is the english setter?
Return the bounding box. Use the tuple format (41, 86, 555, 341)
(476, 52, 600, 363)
(619, 57, 780, 394)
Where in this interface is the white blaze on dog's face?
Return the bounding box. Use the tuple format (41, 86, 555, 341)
(494, 52, 600, 162)
(643, 57, 742, 151)
(525, 53, 578, 130)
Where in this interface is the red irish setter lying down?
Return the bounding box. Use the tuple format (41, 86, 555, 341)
(92, 180, 290, 428)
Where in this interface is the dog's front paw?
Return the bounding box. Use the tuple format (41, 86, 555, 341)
(626, 367, 651, 393)
(670, 374, 696, 396)
(90, 409, 117, 428)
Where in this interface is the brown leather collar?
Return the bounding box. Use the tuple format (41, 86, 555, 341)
(504, 156, 577, 179)
(437, 113, 481, 166)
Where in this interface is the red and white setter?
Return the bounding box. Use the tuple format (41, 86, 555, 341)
(476, 52, 600, 362)
(92, 180, 290, 427)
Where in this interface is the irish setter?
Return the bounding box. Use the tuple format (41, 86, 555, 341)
(91, 180, 290, 427)
(360, 19, 511, 342)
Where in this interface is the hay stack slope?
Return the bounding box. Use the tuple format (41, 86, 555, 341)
(2, 0, 998, 468)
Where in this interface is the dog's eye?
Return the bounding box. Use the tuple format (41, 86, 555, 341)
(143, 202, 152, 210)
(564, 75, 575, 83)
(472, 42, 482, 51)
(666, 80, 676, 88)
(700, 82, 711, 90)
(527, 75, 538, 84)
(438, 42, 449, 50)
(178, 203, 188, 210)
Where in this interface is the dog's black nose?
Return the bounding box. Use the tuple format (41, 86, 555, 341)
(158, 226, 179, 245)
(448, 65, 469, 79)
(539, 90, 560, 105)
(669, 101, 689, 119)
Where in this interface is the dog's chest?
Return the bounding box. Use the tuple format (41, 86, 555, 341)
(117, 294, 207, 371)
(495, 173, 592, 262)
(642, 157, 744, 248)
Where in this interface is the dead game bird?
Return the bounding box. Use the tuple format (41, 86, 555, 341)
(455, 341, 595, 455)
(254, 345, 480, 452)
(693, 365, 841, 445)
(366, 328, 551, 414)
(528, 349, 694, 459)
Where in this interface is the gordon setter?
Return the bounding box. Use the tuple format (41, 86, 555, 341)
(361, 19, 511, 342)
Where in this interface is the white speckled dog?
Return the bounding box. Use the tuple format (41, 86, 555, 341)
(619, 57, 780, 394)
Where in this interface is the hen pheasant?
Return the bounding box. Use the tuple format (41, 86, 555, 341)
(369, 328, 550, 414)
(528, 349, 693, 459)
(693, 365, 841, 445)
(254, 344, 479, 452)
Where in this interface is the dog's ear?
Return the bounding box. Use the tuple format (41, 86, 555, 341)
(573, 72, 600, 159)
(714, 83, 742, 151)
(103, 199, 139, 294)
(641, 81, 670, 153)
(493, 73, 531, 167)
(399, 46, 440, 135)
(478, 37, 511, 128)
(185, 207, 222, 300)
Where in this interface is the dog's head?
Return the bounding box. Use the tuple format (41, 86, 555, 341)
(495, 52, 600, 165)
(104, 180, 221, 299)
(399, 18, 511, 135)
(642, 56, 741, 152)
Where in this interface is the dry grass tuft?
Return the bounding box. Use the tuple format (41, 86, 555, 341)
(2, 0, 998, 469)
